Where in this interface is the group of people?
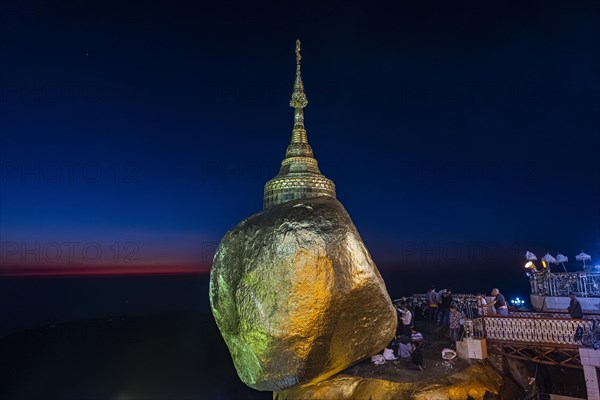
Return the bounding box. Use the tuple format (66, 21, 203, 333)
(426, 287, 450, 326)
(389, 324, 425, 371)
(426, 286, 510, 320)
(386, 286, 517, 371)
(386, 287, 586, 372)
(391, 297, 468, 370)
(427, 286, 586, 320)
(423, 286, 513, 342)
(389, 301, 426, 370)
(425, 287, 467, 334)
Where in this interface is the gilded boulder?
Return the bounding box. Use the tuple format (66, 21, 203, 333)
(209, 196, 397, 391)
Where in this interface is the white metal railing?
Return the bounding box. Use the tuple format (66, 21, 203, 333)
(468, 317, 486, 339)
(530, 271, 600, 297)
(410, 293, 479, 304)
(483, 316, 593, 345)
(408, 293, 480, 318)
(508, 311, 600, 320)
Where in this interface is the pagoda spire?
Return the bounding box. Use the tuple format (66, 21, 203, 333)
(263, 40, 336, 209)
(290, 40, 309, 145)
(284, 40, 313, 159)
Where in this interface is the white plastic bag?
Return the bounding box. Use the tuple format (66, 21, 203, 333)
(371, 354, 386, 365)
(383, 348, 397, 360)
(441, 348, 457, 360)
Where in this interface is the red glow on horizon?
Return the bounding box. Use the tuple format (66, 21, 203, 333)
(0, 264, 211, 278)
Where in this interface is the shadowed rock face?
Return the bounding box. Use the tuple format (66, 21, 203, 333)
(209, 196, 397, 391)
(273, 364, 503, 400)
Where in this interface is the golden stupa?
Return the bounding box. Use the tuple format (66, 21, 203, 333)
(263, 40, 336, 209)
(209, 40, 397, 392)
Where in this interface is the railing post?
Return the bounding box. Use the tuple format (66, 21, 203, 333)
(482, 316, 487, 339)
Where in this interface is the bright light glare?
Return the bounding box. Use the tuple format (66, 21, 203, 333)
(510, 297, 525, 306)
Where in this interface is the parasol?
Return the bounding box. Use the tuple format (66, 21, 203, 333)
(542, 253, 557, 270)
(556, 253, 568, 272)
(525, 251, 538, 261)
(576, 251, 592, 268)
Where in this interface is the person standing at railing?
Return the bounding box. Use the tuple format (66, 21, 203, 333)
(426, 287, 439, 324)
(477, 294, 489, 317)
(439, 290, 453, 326)
(568, 292, 583, 319)
(485, 288, 509, 316)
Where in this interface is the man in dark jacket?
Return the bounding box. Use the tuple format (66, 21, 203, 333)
(426, 287, 438, 324)
(568, 292, 583, 318)
(439, 290, 453, 326)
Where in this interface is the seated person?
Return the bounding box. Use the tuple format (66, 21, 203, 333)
(410, 326, 424, 344)
(407, 341, 424, 371)
(397, 336, 412, 360)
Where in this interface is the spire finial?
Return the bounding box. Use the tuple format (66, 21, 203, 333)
(295, 39, 301, 67)
(290, 39, 308, 109)
(289, 39, 308, 144)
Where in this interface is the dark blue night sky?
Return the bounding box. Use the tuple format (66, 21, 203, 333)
(1, 0, 599, 277)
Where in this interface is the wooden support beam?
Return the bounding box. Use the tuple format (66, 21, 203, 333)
(488, 342, 582, 369)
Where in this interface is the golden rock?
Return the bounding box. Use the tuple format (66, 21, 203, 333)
(273, 363, 503, 400)
(210, 41, 396, 391)
(209, 196, 397, 391)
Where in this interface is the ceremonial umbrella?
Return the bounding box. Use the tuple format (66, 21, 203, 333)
(525, 251, 538, 261)
(556, 253, 568, 272)
(542, 253, 557, 270)
(576, 251, 592, 268)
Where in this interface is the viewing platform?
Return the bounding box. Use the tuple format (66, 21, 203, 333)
(481, 313, 600, 399)
(529, 270, 600, 313)
(407, 292, 600, 399)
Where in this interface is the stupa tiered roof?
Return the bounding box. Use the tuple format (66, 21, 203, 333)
(263, 40, 336, 209)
